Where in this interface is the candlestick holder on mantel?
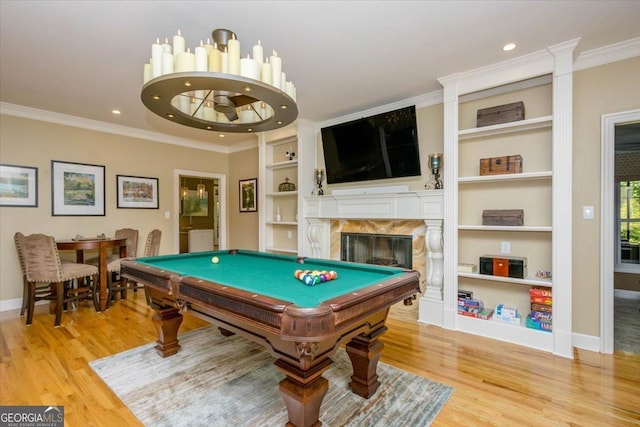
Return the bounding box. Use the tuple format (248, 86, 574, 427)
(312, 168, 324, 196)
(425, 153, 443, 190)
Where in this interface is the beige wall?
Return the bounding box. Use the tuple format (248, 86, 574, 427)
(573, 57, 640, 336)
(228, 147, 259, 250)
(0, 115, 231, 303)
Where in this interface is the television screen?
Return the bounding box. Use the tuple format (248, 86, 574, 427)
(321, 106, 421, 184)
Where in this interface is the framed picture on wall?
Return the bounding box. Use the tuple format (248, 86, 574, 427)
(51, 160, 105, 216)
(0, 164, 38, 207)
(116, 175, 159, 209)
(239, 178, 257, 212)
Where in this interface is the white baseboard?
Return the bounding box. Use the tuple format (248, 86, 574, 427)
(0, 298, 48, 313)
(572, 332, 600, 352)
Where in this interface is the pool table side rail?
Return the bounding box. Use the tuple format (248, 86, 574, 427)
(122, 259, 421, 342)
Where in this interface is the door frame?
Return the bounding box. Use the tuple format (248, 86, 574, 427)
(174, 169, 227, 254)
(600, 109, 640, 353)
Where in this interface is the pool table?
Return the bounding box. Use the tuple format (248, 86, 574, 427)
(121, 250, 420, 427)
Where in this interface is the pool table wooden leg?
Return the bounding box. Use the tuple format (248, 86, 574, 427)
(345, 325, 388, 398)
(275, 358, 332, 427)
(151, 306, 183, 358)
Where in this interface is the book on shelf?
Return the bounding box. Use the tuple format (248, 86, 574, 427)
(458, 263, 478, 273)
(531, 303, 553, 314)
(458, 290, 474, 299)
(458, 308, 494, 320)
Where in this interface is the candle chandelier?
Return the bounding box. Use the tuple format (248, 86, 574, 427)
(142, 28, 298, 134)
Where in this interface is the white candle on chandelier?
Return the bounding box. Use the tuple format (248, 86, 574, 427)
(203, 38, 214, 55)
(220, 46, 229, 73)
(143, 62, 152, 84)
(253, 40, 264, 64)
(173, 29, 185, 55)
(261, 58, 272, 85)
(227, 34, 240, 75)
(162, 51, 174, 74)
(161, 38, 172, 54)
(208, 43, 221, 72)
(240, 54, 260, 80)
(269, 50, 282, 89)
(151, 38, 163, 78)
(175, 48, 195, 72)
(195, 41, 208, 71)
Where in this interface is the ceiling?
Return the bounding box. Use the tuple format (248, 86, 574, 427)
(1, 1, 639, 150)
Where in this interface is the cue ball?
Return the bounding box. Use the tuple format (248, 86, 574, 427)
(211, 256, 219, 264)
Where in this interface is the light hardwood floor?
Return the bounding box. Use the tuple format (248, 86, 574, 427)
(1, 292, 638, 426)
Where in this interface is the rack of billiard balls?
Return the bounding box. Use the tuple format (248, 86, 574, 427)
(294, 269, 338, 286)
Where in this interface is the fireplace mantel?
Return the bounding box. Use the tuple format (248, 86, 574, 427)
(301, 190, 444, 327)
(303, 190, 443, 220)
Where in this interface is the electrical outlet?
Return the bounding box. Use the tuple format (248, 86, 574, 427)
(501, 241, 511, 254)
(287, 231, 293, 239)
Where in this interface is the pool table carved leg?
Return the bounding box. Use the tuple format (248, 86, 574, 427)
(345, 325, 388, 398)
(275, 358, 332, 427)
(152, 306, 183, 358)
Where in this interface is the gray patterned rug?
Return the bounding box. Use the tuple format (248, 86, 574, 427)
(90, 326, 453, 426)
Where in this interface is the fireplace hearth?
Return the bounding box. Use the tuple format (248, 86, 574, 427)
(341, 232, 413, 269)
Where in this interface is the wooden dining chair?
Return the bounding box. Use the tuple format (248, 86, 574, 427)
(14, 232, 29, 317)
(107, 229, 162, 304)
(18, 233, 99, 326)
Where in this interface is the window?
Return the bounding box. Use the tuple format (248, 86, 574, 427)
(617, 180, 640, 267)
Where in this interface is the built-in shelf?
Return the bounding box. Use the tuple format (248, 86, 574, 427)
(266, 221, 297, 226)
(458, 225, 552, 232)
(266, 160, 298, 170)
(456, 313, 554, 352)
(267, 191, 298, 197)
(458, 115, 552, 140)
(458, 272, 552, 287)
(458, 171, 552, 183)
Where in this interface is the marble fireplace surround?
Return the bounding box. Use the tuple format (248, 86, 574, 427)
(302, 189, 444, 325)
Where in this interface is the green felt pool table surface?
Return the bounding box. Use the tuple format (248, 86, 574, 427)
(134, 249, 409, 308)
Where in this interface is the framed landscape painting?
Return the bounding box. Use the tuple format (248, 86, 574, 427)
(117, 175, 159, 209)
(0, 164, 38, 207)
(51, 160, 105, 216)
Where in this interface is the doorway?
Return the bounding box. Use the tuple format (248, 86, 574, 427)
(174, 169, 226, 254)
(600, 109, 640, 353)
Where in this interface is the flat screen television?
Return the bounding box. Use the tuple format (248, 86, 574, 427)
(321, 106, 421, 184)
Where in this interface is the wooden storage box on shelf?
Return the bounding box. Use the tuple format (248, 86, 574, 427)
(482, 209, 524, 226)
(476, 101, 525, 127)
(479, 154, 523, 176)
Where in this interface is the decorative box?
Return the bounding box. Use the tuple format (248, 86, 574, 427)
(479, 255, 527, 279)
(278, 177, 296, 192)
(476, 101, 525, 127)
(479, 154, 523, 176)
(482, 209, 524, 226)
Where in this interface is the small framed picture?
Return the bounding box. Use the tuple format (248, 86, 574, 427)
(51, 160, 105, 216)
(116, 175, 159, 209)
(0, 164, 38, 207)
(239, 178, 257, 212)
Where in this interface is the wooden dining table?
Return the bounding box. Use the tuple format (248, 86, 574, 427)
(56, 237, 127, 311)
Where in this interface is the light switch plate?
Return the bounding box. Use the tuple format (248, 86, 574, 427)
(583, 206, 594, 219)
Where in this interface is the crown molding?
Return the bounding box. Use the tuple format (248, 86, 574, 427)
(317, 89, 443, 129)
(0, 102, 246, 154)
(574, 37, 640, 71)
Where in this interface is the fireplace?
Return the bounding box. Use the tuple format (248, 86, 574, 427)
(341, 232, 413, 269)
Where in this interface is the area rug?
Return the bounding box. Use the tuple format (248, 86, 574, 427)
(90, 326, 453, 426)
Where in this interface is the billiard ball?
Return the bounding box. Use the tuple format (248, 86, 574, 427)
(211, 256, 219, 264)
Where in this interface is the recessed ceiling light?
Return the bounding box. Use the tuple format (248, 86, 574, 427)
(503, 43, 516, 52)
(218, 134, 225, 138)
(112, 109, 121, 115)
